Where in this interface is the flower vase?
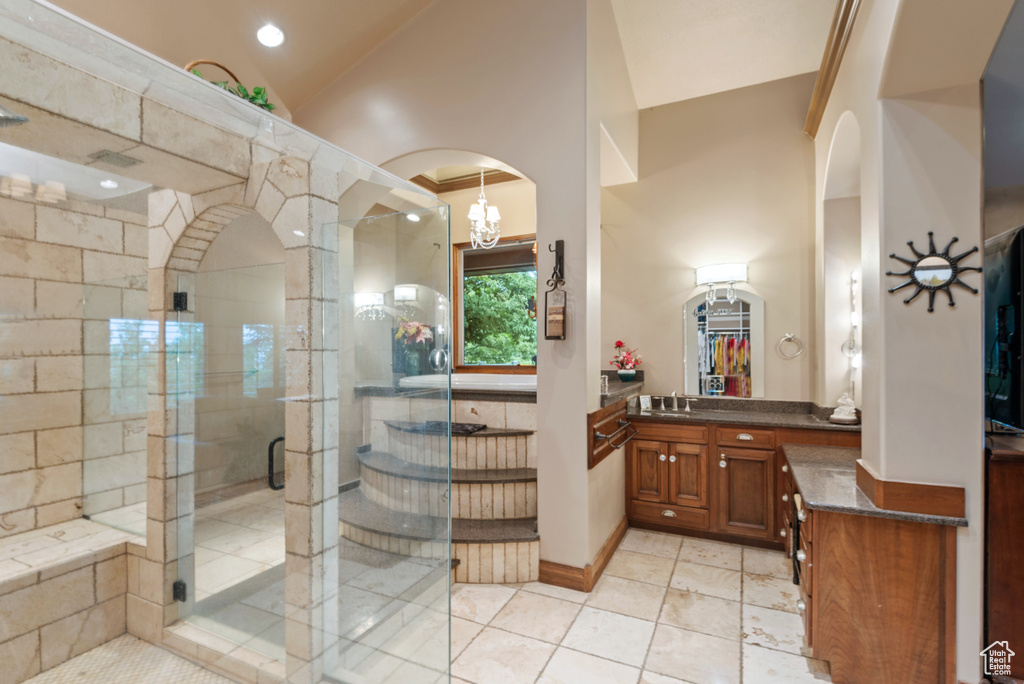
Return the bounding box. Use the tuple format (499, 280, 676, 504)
(617, 369, 636, 382)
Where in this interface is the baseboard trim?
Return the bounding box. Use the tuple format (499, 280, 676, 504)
(538, 516, 628, 593)
(855, 460, 965, 518)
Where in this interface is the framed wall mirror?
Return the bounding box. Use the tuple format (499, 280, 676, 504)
(684, 290, 765, 398)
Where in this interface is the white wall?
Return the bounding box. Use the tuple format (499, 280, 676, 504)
(295, 0, 610, 568)
(814, 0, 1013, 677)
(602, 73, 817, 400)
(821, 197, 862, 406)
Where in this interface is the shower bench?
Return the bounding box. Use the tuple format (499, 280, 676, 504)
(0, 519, 144, 684)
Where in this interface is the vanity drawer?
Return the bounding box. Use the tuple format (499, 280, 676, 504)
(635, 423, 709, 445)
(631, 500, 710, 530)
(716, 426, 775, 449)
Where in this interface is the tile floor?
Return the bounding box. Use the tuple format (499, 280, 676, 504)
(449, 529, 831, 684)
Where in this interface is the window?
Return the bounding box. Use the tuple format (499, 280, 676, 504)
(455, 237, 538, 370)
(242, 324, 276, 396)
(165, 321, 205, 402)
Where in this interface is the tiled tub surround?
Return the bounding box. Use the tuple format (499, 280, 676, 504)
(0, 519, 143, 684)
(346, 397, 540, 583)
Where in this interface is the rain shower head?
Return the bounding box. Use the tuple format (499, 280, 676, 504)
(0, 103, 28, 128)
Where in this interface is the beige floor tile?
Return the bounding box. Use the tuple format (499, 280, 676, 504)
(519, 581, 589, 604)
(742, 604, 808, 655)
(743, 548, 791, 580)
(233, 535, 285, 565)
(742, 573, 800, 614)
(380, 659, 444, 684)
(640, 671, 697, 684)
(490, 590, 582, 643)
(561, 606, 655, 668)
(587, 575, 667, 621)
(659, 589, 741, 641)
(538, 648, 641, 684)
(451, 583, 518, 624)
(605, 549, 676, 586)
(670, 559, 742, 601)
(645, 624, 740, 684)
(741, 644, 831, 683)
(677, 538, 742, 571)
(451, 627, 555, 684)
(194, 554, 267, 593)
(618, 529, 683, 559)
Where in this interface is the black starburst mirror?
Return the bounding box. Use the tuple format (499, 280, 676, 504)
(886, 232, 982, 312)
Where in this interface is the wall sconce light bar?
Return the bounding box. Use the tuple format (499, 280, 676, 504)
(696, 263, 747, 286)
(394, 285, 418, 302)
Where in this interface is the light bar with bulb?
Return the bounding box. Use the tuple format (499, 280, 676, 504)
(394, 285, 417, 302)
(354, 292, 384, 308)
(696, 263, 747, 286)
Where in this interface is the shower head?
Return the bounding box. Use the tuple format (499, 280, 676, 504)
(0, 103, 28, 128)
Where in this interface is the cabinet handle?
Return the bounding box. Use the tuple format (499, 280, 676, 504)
(719, 459, 727, 468)
(780, 528, 787, 537)
(737, 433, 754, 441)
(797, 599, 806, 613)
(659, 454, 666, 462)
(782, 464, 789, 473)
(796, 550, 806, 562)
(782, 494, 789, 502)
(661, 510, 677, 518)
(669, 455, 676, 463)
(797, 509, 807, 522)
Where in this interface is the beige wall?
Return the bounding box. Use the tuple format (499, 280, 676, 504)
(821, 197, 862, 406)
(295, 0, 609, 570)
(814, 0, 1013, 677)
(602, 73, 817, 400)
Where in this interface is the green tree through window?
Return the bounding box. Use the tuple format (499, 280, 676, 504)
(463, 270, 537, 365)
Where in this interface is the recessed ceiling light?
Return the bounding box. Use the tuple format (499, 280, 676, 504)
(257, 24, 285, 48)
(293, 230, 305, 237)
(99, 179, 118, 189)
(407, 213, 421, 222)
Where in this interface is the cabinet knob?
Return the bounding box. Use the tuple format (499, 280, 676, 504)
(780, 528, 787, 537)
(797, 509, 807, 522)
(659, 454, 666, 462)
(782, 494, 789, 502)
(661, 510, 677, 518)
(797, 599, 806, 613)
(737, 433, 754, 441)
(782, 464, 789, 473)
(669, 455, 676, 463)
(719, 460, 727, 468)
(796, 549, 806, 563)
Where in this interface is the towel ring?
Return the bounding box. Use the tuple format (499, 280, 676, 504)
(778, 333, 803, 359)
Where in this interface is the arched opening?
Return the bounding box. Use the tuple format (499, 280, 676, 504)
(821, 111, 863, 406)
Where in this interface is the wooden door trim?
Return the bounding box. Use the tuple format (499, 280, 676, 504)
(855, 460, 965, 518)
(804, 0, 862, 138)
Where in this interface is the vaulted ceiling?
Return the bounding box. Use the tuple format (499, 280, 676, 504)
(49, 0, 835, 119)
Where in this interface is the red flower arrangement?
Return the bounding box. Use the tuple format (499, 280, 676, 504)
(610, 340, 642, 370)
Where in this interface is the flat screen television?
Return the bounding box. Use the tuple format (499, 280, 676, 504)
(986, 226, 1024, 432)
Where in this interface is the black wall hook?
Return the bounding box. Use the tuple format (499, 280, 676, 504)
(548, 240, 564, 286)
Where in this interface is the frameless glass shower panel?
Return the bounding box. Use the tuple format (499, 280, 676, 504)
(324, 204, 452, 683)
(81, 275, 153, 535)
(173, 263, 289, 664)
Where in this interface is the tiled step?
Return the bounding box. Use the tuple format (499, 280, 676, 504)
(383, 421, 534, 470)
(359, 451, 537, 520)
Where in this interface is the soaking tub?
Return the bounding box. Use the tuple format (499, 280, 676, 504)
(398, 373, 537, 391)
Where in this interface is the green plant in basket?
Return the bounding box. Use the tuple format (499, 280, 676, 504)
(190, 68, 276, 112)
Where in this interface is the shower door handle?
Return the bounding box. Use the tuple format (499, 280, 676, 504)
(268, 436, 285, 491)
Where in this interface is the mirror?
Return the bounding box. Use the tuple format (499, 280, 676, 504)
(913, 256, 953, 287)
(684, 290, 765, 398)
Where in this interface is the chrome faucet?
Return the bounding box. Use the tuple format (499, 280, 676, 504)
(671, 391, 678, 411)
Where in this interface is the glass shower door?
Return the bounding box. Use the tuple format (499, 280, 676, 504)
(322, 205, 452, 683)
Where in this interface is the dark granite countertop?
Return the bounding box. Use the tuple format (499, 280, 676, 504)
(627, 406, 860, 432)
(781, 444, 967, 527)
(601, 380, 644, 407)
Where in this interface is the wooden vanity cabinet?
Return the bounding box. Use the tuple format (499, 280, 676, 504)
(714, 446, 775, 540)
(627, 420, 860, 548)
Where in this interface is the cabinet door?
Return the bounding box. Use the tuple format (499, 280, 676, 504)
(714, 447, 775, 539)
(630, 439, 668, 502)
(668, 442, 708, 508)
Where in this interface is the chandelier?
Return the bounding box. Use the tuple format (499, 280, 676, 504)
(468, 170, 501, 249)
